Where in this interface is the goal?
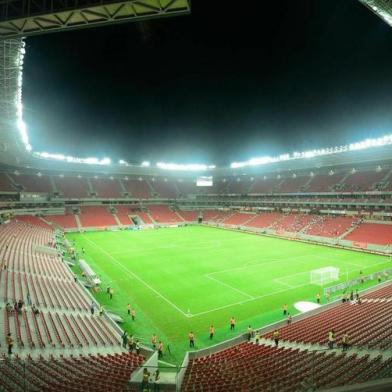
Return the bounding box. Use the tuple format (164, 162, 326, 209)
(310, 267, 339, 286)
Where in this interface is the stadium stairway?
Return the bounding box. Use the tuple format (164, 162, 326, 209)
(175, 211, 186, 222)
(74, 214, 82, 230)
(338, 220, 361, 239)
(113, 213, 122, 226)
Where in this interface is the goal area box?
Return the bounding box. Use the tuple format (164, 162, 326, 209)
(310, 267, 339, 286)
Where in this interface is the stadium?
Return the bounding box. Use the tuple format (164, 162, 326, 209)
(1, 0, 392, 391)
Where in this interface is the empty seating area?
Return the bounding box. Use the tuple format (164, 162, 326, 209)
(249, 178, 282, 193)
(222, 212, 256, 226)
(0, 167, 391, 200)
(151, 179, 178, 198)
(202, 210, 230, 222)
(0, 219, 131, 365)
(226, 178, 253, 194)
(54, 176, 90, 198)
(177, 210, 199, 222)
(305, 216, 355, 238)
(79, 206, 116, 227)
(246, 212, 282, 229)
(10, 174, 53, 194)
(176, 180, 198, 196)
(343, 169, 388, 191)
(122, 178, 151, 199)
(0, 173, 16, 191)
(15, 216, 52, 230)
(279, 175, 310, 193)
(0, 351, 144, 392)
(182, 341, 392, 392)
(271, 213, 313, 232)
(44, 214, 78, 229)
(148, 204, 181, 223)
(344, 222, 392, 245)
(90, 178, 123, 198)
(115, 205, 134, 225)
(307, 173, 344, 192)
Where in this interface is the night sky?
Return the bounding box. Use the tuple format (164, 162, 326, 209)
(23, 0, 392, 166)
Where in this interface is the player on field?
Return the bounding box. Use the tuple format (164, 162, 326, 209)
(131, 308, 136, 321)
(209, 325, 215, 340)
(282, 304, 288, 316)
(316, 293, 320, 304)
(230, 317, 236, 331)
(127, 303, 131, 316)
(189, 331, 195, 348)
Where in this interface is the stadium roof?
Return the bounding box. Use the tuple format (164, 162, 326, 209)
(358, 0, 392, 27)
(0, 0, 191, 39)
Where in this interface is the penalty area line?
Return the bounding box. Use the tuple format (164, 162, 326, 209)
(189, 282, 309, 318)
(81, 235, 189, 318)
(205, 273, 255, 300)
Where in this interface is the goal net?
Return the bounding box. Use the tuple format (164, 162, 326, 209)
(310, 267, 339, 286)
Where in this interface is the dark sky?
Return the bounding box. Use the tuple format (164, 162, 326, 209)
(23, 0, 392, 165)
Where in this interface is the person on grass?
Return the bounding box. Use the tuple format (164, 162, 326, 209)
(316, 293, 321, 304)
(127, 303, 131, 316)
(189, 331, 195, 348)
(282, 304, 288, 316)
(131, 308, 136, 321)
(230, 317, 236, 331)
(209, 325, 215, 340)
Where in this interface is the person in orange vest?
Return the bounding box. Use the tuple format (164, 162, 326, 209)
(209, 325, 215, 340)
(151, 334, 157, 349)
(230, 317, 236, 331)
(273, 330, 280, 347)
(157, 341, 164, 359)
(188, 331, 195, 348)
(6, 333, 13, 355)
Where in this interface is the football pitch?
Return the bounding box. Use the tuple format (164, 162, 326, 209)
(67, 225, 391, 364)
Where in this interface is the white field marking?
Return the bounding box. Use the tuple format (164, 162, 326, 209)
(205, 255, 312, 278)
(189, 281, 310, 318)
(82, 235, 189, 317)
(205, 273, 255, 300)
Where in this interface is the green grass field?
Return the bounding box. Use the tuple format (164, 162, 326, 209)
(67, 225, 391, 364)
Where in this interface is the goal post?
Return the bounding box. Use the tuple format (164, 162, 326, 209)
(310, 267, 339, 286)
